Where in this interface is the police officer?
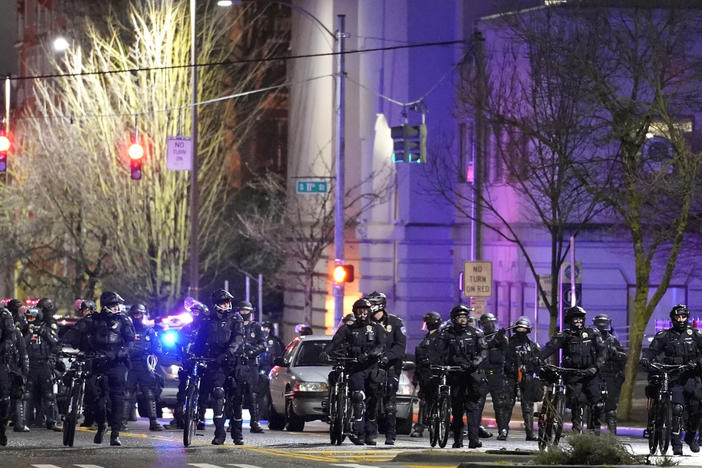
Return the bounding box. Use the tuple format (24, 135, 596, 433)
(327, 298, 386, 445)
(410, 311, 443, 438)
(593, 313, 626, 434)
(234, 301, 266, 434)
(258, 321, 285, 422)
(25, 302, 61, 432)
(644, 304, 702, 455)
(125, 304, 164, 431)
(477, 313, 510, 440)
(5, 299, 29, 433)
(438, 305, 487, 448)
(89, 291, 135, 446)
(164, 299, 208, 430)
(541, 306, 606, 434)
(192, 289, 243, 445)
(367, 291, 406, 445)
(0, 305, 17, 445)
(505, 316, 542, 441)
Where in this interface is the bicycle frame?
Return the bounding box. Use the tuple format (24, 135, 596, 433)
(328, 357, 356, 445)
(646, 363, 686, 455)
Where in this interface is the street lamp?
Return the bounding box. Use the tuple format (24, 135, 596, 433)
(52, 36, 70, 53)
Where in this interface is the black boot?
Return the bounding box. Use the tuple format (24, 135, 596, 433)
(410, 423, 424, 438)
(0, 422, 7, 446)
(212, 417, 226, 445)
(110, 430, 122, 446)
(606, 410, 617, 435)
(572, 406, 583, 434)
(452, 422, 464, 448)
(94, 424, 107, 444)
(148, 400, 163, 431)
(684, 431, 700, 453)
(250, 421, 264, 434)
(13, 401, 29, 432)
(523, 409, 538, 441)
(478, 425, 492, 438)
(496, 428, 508, 440)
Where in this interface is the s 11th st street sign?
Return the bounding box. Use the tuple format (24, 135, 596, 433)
(296, 180, 328, 194)
(463, 261, 493, 297)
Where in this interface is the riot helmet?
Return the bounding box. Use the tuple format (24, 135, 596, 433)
(37, 298, 56, 317)
(366, 291, 387, 317)
(342, 313, 356, 327)
(423, 311, 442, 331)
(211, 289, 233, 317)
(514, 316, 532, 333)
(79, 300, 97, 316)
(564, 306, 586, 329)
(100, 291, 125, 311)
(479, 312, 497, 333)
(129, 304, 147, 330)
(352, 298, 372, 325)
(670, 304, 690, 331)
(237, 300, 254, 321)
(593, 313, 612, 334)
(26, 307, 43, 325)
(6, 299, 22, 319)
(450, 305, 473, 331)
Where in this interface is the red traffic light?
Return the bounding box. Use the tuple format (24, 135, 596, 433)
(128, 142, 144, 160)
(0, 135, 10, 152)
(333, 264, 354, 283)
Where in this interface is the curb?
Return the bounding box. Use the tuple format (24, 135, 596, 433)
(392, 448, 535, 464)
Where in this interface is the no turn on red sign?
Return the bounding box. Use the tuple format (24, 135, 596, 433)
(463, 261, 493, 298)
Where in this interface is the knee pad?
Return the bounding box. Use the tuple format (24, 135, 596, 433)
(352, 391, 365, 404)
(212, 387, 225, 400)
(673, 404, 684, 418)
(594, 400, 605, 412)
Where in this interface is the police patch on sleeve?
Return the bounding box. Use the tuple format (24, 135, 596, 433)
(688, 329, 693, 335)
(401, 326, 407, 336)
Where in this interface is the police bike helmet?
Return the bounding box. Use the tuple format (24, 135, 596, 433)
(26, 307, 43, 325)
(366, 291, 387, 315)
(211, 289, 234, 315)
(450, 305, 473, 330)
(79, 300, 97, 315)
(37, 298, 56, 316)
(479, 312, 497, 332)
(564, 306, 587, 329)
(237, 300, 254, 321)
(670, 304, 690, 331)
(423, 311, 442, 331)
(593, 313, 612, 333)
(342, 313, 356, 326)
(6, 299, 22, 318)
(352, 298, 373, 324)
(99, 291, 125, 310)
(129, 304, 147, 327)
(514, 316, 532, 333)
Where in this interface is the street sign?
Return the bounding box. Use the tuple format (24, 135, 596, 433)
(561, 261, 582, 283)
(463, 261, 493, 297)
(166, 136, 192, 171)
(538, 274, 552, 308)
(296, 180, 328, 194)
(470, 297, 487, 317)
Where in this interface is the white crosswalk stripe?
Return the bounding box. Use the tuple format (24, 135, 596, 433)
(75, 465, 107, 468)
(331, 464, 380, 468)
(227, 465, 264, 468)
(189, 464, 229, 468)
(31, 465, 64, 468)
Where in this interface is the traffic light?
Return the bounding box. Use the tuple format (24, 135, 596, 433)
(0, 133, 10, 173)
(390, 123, 426, 163)
(333, 264, 354, 284)
(128, 141, 144, 180)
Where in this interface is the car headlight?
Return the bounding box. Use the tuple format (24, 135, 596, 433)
(295, 381, 328, 392)
(166, 365, 180, 377)
(397, 382, 412, 395)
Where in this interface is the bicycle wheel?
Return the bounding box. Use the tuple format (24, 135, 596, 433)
(63, 381, 83, 447)
(329, 385, 342, 445)
(537, 393, 553, 450)
(552, 392, 565, 447)
(658, 396, 672, 455)
(183, 385, 198, 447)
(340, 383, 352, 443)
(428, 399, 438, 447)
(437, 393, 451, 448)
(647, 399, 659, 455)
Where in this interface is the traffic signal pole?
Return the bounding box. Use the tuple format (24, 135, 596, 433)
(333, 15, 346, 326)
(189, 0, 200, 299)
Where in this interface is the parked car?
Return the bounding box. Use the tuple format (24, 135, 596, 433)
(268, 334, 415, 433)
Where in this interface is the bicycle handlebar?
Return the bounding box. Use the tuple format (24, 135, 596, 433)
(430, 365, 464, 372)
(648, 362, 690, 373)
(541, 363, 587, 374)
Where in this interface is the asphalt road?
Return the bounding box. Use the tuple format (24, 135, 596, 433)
(3, 416, 702, 467)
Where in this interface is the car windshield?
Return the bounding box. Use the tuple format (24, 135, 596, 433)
(294, 341, 332, 366)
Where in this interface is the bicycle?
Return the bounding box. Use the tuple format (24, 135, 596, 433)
(327, 356, 357, 445)
(182, 354, 216, 447)
(60, 352, 100, 447)
(645, 362, 688, 455)
(537, 364, 585, 450)
(427, 365, 462, 448)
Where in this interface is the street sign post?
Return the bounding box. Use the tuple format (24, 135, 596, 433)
(463, 261, 492, 297)
(166, 136, 193, 171)
(296, 180, 328, 194)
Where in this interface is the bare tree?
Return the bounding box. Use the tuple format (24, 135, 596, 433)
(2, 0, 285, 310)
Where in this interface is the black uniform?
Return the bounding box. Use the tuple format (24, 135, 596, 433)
(599, 329, 626, 433)
(25, 312, 60, 430)
(125, 313, 163, 430)
(374, 312, 406, 444)
(192, 307, 243, 444)
(437, 319, 487, 448)
(61, 305, 96, 427)
(411, 326, 443, 437)
(0, 307, 17, 445)
(647, 323, 702, 453)
(7, 301, 30, 433)
(327, 313, 386, 444)
(233, 317, 266, 433)
(505, 331, 542, 441)
(88, 302, 136, 445)
(478, 328, 509, 438)
(541, 325, 606, 433)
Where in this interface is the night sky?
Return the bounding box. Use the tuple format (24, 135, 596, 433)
(0, 0, 18, 76)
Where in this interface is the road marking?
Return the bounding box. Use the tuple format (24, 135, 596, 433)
(31, 465, 63, 468)
(75, 465, 107, 468)
(227, 465, 264, 468)
(189, 464, 227, 468)
(331, 464, 380, 468)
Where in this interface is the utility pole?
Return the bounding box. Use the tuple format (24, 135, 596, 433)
(333, 15, 346, 325)
(189, 0, 200, 299)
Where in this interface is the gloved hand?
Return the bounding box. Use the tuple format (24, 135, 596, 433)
(460, 361, 473, 372)
(584, 367, 598, 377)
(497, 328, 506, 338)
(639, 357, 650, 368)
(379, 355, 389, 368)
(684, 361, 697, 372)
(358, 352, 369, 363)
